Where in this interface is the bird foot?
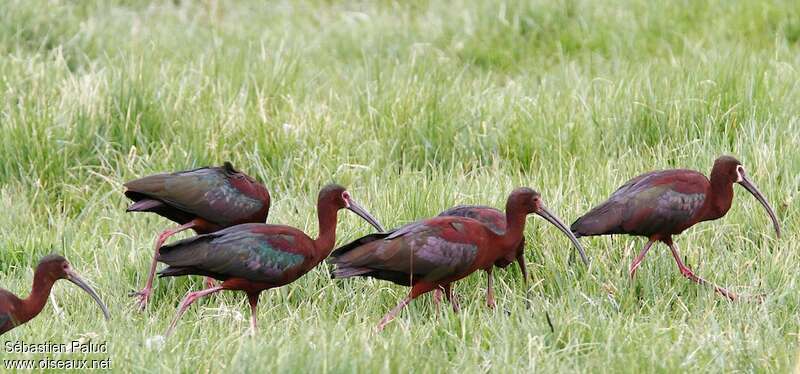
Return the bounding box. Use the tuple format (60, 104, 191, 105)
(486, 298, 496, 310)
(679, 267, 696, 279)
(712, 286, 739, 301)
(129, 288, 152, 311)
(375, 319, 390, 332)
(204, 277, 217, 288)
(628, 263, 641, 279)
(677, 266, 742, 301)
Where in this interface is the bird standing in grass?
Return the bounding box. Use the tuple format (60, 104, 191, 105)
(156, 184, 383, 336)
(570, 156, 781, 300)
(1, 255, 110, 335)
(329, 188, 585, 330)
(124, 162, 271, 309)
(436, 205, 590, 308)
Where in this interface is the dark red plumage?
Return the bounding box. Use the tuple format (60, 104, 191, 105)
(155, 184, 384, 336)
(437, 205, 589, 308)
(329, 188, 586, 330)
(438, 206, 522, 269)
(571, 156, 781, 300)
(125, 162, 271, 309)
(1, 255, 109, 335)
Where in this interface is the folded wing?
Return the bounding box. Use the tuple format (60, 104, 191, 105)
(571, 170, 707, 237)
(157, 224, 310, 284)
(329, 219, 479, 286)
(125, 163, 268, 226)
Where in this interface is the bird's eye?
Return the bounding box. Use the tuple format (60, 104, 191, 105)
(735, 165, 745, 181)
(342, 191, 350, 201)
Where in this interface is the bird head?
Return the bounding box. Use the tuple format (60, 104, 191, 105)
(36, 254, 110, 320)
(712, 156, 781, 238)
(506, 188, 590, 266)
(319, 184, 384, 232)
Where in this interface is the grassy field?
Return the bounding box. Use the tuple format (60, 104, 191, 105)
(1, 0, 799, 372)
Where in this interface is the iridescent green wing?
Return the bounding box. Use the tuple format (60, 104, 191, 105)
(158, 224, 309, 284)
(125, 164, 266, 226)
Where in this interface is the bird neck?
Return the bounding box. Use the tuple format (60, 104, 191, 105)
(501, 207, 527, 251)
(313, 202, 339, 258)
(20, 271, 57, 324)
(704, 172, 734, 221)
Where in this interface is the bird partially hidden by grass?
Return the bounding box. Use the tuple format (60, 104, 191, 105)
(328, 187, 585, 331)
(436, 205, 590, 309)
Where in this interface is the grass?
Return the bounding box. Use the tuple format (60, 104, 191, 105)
(0, 0, 799, 371)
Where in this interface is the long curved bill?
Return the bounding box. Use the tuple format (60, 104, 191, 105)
(346, 198, 385, 232)
(65, 270, 111, 320)
(738, 174, 781, 238)
(536, 205, 590, 266)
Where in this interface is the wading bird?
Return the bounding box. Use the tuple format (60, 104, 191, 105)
(437, 205, 590, 308)
(156, 184, 383, 336)
(125, 162, 271, 309)
(1, 255, 110, 335)
(329, 188, 585, 330)
(570, 156, 781, 300)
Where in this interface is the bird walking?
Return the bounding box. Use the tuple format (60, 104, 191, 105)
(570, 156, 781, 300)
(437, 205, 590, 308)
(1, 255, 110, 335)
(329, 188, 585, 330)
(156, 184, 384, 336)
(124, 162, 271, 309)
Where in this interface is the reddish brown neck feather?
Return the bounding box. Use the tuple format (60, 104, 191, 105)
(702, 168, 735, 221)
(19, 270, 58, 324)
(314, 200, 339, 258)
(501, 203, 527, 252)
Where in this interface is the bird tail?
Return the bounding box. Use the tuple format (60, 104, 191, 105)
(124, 173, 170, 198)
(328, 232, 391, 279)
(570, 201, 623, 237)
(158, 266, 222, 280)
(157, 267, 193, 278)
(329, 266, 372, 279)
(126, 198, 163, 213)
(330, 232, 390, 258)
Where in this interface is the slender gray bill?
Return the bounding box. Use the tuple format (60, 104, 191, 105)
(66, 270, 111, 320)
(347, 199, 386, 232)
(738, 174, 781, 238)
(536, 205, 590, 266)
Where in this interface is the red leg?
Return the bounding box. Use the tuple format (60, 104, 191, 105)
(443, 284, 459, 313)
(247, 293, 260, 336)
(165, 285, 224, 336)
(377, 283, 436, 331)
(131, 220, 197, 310)
(486, 268, 496, 309)
(432, 287, 443, 314)
(629, 239, 656, 279)
(667, 240, 738, 301)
